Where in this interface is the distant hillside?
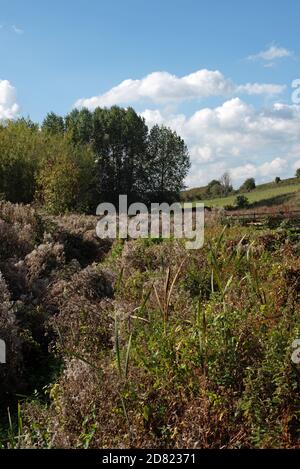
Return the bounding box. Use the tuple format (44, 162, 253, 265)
(182, 176, 300, 209)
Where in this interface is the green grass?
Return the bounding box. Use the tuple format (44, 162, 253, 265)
(193, 183, 300, 208)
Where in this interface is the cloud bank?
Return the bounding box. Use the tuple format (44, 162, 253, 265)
(74, 67, 299, 188)
(75, 69, 285, 109)
(141, 99, 300, 187)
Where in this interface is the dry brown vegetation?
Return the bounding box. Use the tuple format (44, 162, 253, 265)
(1, 201, 300, 449)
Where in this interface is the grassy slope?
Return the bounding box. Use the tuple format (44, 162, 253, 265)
(185, 178, 300, 208)
(202, 184, 300, 208)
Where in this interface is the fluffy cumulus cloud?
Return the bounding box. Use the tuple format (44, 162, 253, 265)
(74, 67, 299, 188)
(231, 158, 288, 180)
(75, 69, 285, 109)
(141, 99, 300, 187)
(0, 80, 19, 120)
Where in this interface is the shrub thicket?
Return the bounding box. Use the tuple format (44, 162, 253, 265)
(0, 202, 300, 449)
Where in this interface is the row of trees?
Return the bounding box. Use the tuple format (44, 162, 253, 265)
(42, 108, 190, 205)
(182, 173, 257, 202)
(0, 107, 190, 213)
(207, 176, 256, 198)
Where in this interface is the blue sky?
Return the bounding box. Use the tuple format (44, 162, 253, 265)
(1, 0, 300, 187)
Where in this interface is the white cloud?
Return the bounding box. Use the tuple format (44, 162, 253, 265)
(140, 99, 300, 187)
(292, 159, 300, 171)
(231, 158, 287, 180)
(75, 69, 284, 110)
(12, 25, 24, 34)
(264, 62, 276, 69)
(248, 44, 293, 62)
(74, 67, 298, 188)
(0, 80, 20, 120)
(237, 83, 285, 95)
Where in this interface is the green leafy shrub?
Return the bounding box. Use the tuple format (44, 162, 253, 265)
(37, 136, 95, 214)
(235, 195, 249, 208)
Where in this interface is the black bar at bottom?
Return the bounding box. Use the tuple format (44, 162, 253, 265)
(0, 449, 299, 466)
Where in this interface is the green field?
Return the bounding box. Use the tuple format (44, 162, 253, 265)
(192, 181, 300, 208)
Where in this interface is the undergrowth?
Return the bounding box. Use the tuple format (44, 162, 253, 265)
(1, 202, 300, 448)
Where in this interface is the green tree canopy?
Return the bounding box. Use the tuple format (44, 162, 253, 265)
(146, 124, 190, 203)
(206, 180, 223, 198)
(0, 106, 190, 212)
(240, 177, 256, 192)
(0, 120, 41, 203)
(42, 112, 65, 134)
